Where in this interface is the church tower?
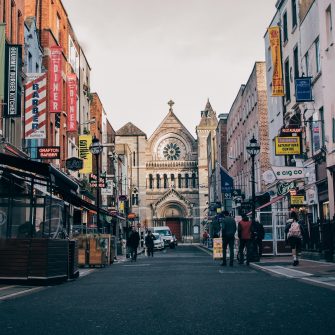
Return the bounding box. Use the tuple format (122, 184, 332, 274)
(196, 100, 218, 231)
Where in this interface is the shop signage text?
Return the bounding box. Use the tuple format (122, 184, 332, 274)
(49, 46, 63, 113)
(272, 166, 305, 180)
(290, 195, 305, 205)
(275, 136, 301, 155)
(37, 146, 60, 159)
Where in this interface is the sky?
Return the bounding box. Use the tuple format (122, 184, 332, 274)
(62, 0, 277, 137)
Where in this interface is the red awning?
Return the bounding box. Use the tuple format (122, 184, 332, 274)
(247, 195, 284, 215)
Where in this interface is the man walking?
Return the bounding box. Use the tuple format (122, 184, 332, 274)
(127, 226, 140, 262)
(220, 211, 237, 267)
(238, 215, 252, 265)
(145, 230, 155, 257)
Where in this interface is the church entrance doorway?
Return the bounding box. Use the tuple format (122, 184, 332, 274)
(166, 218, 181, 241)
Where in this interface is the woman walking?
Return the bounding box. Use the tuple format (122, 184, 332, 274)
(285, 211, 304, 266)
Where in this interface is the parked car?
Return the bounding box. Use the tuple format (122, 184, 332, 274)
(152, 233, 164, 250)
(148, 226, 175, 248)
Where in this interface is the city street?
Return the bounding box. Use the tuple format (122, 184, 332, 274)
(1, 245, 335, 335)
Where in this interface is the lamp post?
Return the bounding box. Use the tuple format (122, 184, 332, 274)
(246, 135, 260, 223)
(90, 135, 103, 232)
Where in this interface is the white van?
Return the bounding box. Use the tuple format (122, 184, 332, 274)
(148, 226, 176, 248)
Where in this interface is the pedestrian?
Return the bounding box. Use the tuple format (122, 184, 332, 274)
(220, 211, 237, 267)
(127, 226, 140, 262)
(285, 211, 304, 266)
(145, 230, 155, 257)
(238, 214, 252, 265)
(202, 230, 209, 245)
(252, 220, 265, 260)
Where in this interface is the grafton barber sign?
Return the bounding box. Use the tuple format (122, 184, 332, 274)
(37, 146, 60, 159)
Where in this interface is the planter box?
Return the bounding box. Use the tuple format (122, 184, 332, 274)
(0, 238, 77, 283)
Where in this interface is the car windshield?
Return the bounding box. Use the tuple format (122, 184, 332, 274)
(155, 229, 171, 236)
(153, 233, 160, 239)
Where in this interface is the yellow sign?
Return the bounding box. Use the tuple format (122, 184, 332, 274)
(275, 136, 301, 155)
(291, 195, 305, 205)
(79, 135, 92, 174)
(268, 26, 285, 97)
(213, 238, 223, 259)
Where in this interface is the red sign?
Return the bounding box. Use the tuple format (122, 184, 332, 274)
(37, 146, 60, 159)
(67, 74, 77, 132)
(49, 46, 63, 113)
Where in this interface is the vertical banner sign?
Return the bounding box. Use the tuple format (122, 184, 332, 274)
(25, 73, 47, 139)
(67, 74, 77, 132)
(79, 135, 92, 174)
(268, 26, 284, 97)
(49, 46, 62, 113)
(0, 23, 6, 100)
(4, 45, 22, 117)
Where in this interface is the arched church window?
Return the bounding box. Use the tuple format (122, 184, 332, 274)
(149, 174, 153, 189)
(163, 174, 168, 189)
(185, 173, 189, 188)
(133, 151, 136, 166)
(178, 174, 182, 188)
(156, 174, 160, 189)
(192, 173, 196, 188)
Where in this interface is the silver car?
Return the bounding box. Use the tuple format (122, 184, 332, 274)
(152, 233, 164, 250)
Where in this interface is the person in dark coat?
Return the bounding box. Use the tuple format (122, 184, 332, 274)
(252, 220, 265, 259)
(127, 226, 140, 262)
(220, 211, 237, 267)
(145, 230, 155, 257)
(285, 211, 305, 266)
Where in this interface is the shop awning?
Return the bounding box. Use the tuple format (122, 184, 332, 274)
(247, 195, 284, 215)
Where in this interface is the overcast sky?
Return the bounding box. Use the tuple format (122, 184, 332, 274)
(62, 0, 276, 137)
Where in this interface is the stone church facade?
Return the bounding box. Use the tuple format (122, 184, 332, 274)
(115, 100, 217, 242)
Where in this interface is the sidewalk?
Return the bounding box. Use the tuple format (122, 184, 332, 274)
(199, 243, 335, 290)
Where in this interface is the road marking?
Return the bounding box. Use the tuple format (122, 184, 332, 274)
(219, 270, 257, 274)
(79, 269, 95, 278)
(122, 263, 151, 267)
(251, 263, 313, 278)
(0, 287, 43, 301)
(196, 245, 212, 256)
(0, 285, 16, 291)
(301, 277, 335, 287)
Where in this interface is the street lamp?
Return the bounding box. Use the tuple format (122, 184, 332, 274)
(90, 135, 103, 232)
(246, 135, 260, 223)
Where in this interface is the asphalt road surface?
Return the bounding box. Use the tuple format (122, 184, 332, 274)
(1, 245, 335, 335)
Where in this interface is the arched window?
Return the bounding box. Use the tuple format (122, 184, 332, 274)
(156, 174, 160, 189)
(178, 174, 182, 188)
(185, 173, 189, 188)
(163, 174, 168, 189)
(133, 151, 136, 166)
(192, 173, 196, 188)
(149, 174, 153, 189)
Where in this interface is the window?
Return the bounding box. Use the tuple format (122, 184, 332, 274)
(292, 0, 297, 29)
(163, 174, 168, 189)
(305, 51, 309, 76)
(132, 193, 138, 206)
(319, 107, 325, 147)
(149, 174, 153, 189)
(133, 151, 136, 166)
(293, 46, 299, 78)
(56, 13, 61, 41)
(10, 119, 15, 144)
(283, 12, 288, 43)
(284, 58, 291, 102)
(178, 174, 182, 188)
(185, 174, 189, 188)
(332, 118, 335, 143)
(326, 5, 333, 31)
(156, 174, 160, 189)
(27, 52, 32, 73)
(192, 173, 196, 188)
(315, 38, 320, 73)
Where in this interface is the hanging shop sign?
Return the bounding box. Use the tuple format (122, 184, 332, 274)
(101, 180, 113, 195)
(4, 44, 22, 117)
(263, 170, 276, 184)
(220, 167, 233, 198)
(89, 174, 106, 188)
(79, 135, 92, 174)
(271, 166, 305, 180)
(275, 136, 301, 155)
(281, 128, 302, 134)
(37, 146, 60, 159)
(290, 195, 305, 205)
(66, 73, 77, 132)
(277, 181, 295, 196)
(268, 26, 284, 97)
(49, 46, 63, 113)
(295, 77, 313, 102)
(25, 73, 47, 139)
(66, 157, 83, 171)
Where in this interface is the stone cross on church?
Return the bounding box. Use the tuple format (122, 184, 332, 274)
(168, 100, 174, 112)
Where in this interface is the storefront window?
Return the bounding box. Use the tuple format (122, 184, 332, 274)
(322, 201, 330, 221)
